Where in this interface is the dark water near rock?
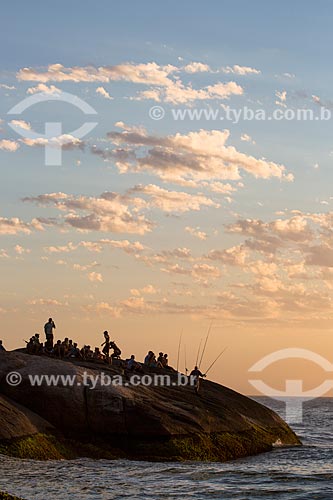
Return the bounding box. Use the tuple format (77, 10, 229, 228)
(1, 397, 333, 499)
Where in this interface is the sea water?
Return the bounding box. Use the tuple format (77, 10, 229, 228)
(1, 397, 332, 500)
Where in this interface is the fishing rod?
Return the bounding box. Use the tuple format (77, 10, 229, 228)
(184, 344, 188, 375)
(198, 321, 213, 369)
(195, 338, 202, 366)
(176, 329, 183, 372)
(205, 346, 228, 376)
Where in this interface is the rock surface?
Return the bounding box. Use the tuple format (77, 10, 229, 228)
(0, 351, 301, 461)
(0, 493, 26, 500)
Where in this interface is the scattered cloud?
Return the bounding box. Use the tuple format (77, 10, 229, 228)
(28, 298, 65, 306)
(129, 184, 219, 212)
(26, 83, 61, 94)
(21, 134, 83, 150)
(275, 90, 287, 107)
(44, 239, 145, 255)
(17, 62, 243, 104)
(183, 62, 211, 73)
(185, 226, 207, 240)
(0, 216, 43, 235)
(222, 65, 261, 76)
(130, 284, 159, 296)
(99, 123, 293, 185)
(0, 249, 9, 258)
(96, 86, 113, 100)
(88, 271, 103, 282)
(0, 139, 20, 152)
(14, 244, 31, 255)
(241, 133, 256, 144)
(10, 119, 31, 131)
(0, 84, 16, 90)
(208, 244, 248, 266)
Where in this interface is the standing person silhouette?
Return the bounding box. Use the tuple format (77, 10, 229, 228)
(190, 366, 206, 395)
(101, 330, 111, 363)
(44, 318, 56, 349)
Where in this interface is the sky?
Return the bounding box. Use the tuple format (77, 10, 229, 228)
(1, 0, 333, 395)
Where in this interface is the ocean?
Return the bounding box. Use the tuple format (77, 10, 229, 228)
(1, 397, 332, 500)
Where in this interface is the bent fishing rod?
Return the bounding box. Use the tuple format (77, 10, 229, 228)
(195, 338, 203, 366)
(176, 329, 183, 373)
(184, 344, 188, 375)
(198, 321, 213, 369)
(204, 346, 228, 376)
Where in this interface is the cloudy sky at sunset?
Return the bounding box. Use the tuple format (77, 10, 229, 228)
(1, 1, 333, 394)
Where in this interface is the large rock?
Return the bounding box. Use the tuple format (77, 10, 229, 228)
(0, 351, 300, 461)
(0, 394, 54, 441)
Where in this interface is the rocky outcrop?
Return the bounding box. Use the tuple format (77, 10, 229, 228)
(0, 351, 301, 461)
(0, 394, 55, 441)
(0, 493, 26, 500)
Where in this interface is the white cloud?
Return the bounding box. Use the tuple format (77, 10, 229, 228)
(275, 90, 287, 107)
(150, 80, 243, 104)
(23, 192, 153, 235)
(0, 84, 15, 90)
(14, 244, 31, 255)
(0, 217, 43, 235)
(21, 134, 83, 150)
(88, 271, 103, 282)
(0, 249, 9, 258)
(10, 120, 31, 131)
(120, 296, 158, 314)
(225, 216, 313, 255)
(183, 62, 211, 73)
(96, 86, 113, 100)
(162, 262, 220, 282)
(185, 226, 207, 240)
(28, 298, 65, 306)
(130, 184, 219, 212)
(17, 62, 178, 85)
(241, 133, 255, 144)
(130, 284, 159, 296)
(0, 139, 20, 152)
(102, 123, 293, 185)
(208, 245, 248, 266)
(92, 302, 121, 317)
(44, 239, 145, 254)
(17, 61, 246, 105)
(222, 65, 261, 76)
(73, 261, 99, 271)
(26, 83, 61, 94)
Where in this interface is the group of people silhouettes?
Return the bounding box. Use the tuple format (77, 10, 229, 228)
(25, 320, 122, 364)
(20, 317, 207, 393)
(144, 351, 170, 369)
(24, 319, 171, 372)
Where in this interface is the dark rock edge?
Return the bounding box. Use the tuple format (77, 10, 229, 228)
(0, 352, 301, 462)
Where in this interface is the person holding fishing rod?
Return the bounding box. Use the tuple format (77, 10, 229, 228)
(190, 343, 228, 395)
(190, 365, 206, 395)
